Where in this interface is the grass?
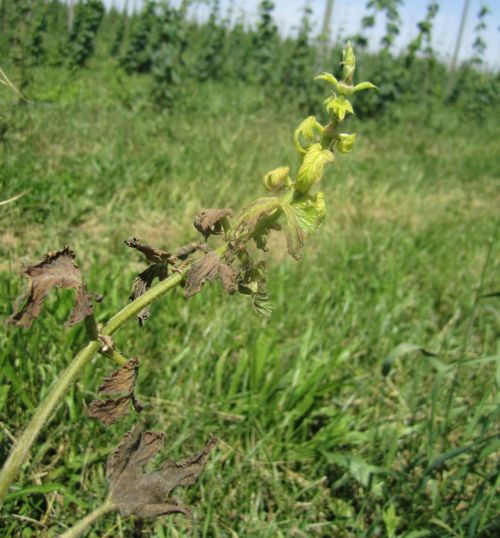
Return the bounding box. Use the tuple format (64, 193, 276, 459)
(0, 60, 499, 537)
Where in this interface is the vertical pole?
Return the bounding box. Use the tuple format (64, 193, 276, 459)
(450, 0, 471, 73)
(68, 0, 75, 31)
(319, 0, 336, 67)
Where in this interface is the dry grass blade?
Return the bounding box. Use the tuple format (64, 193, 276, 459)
(0, 191, 28, 207)
(0, 67, 29, 102)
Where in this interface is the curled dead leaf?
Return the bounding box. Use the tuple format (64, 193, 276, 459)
(107, 424, 216, 518)
(88, 396, 131, 427)
(130, 264, 169, 327)
(125, 238, 172, 263)
(126, 238, 171, 326)
(88, 358, 142, 426)
(126, 239, 201, 326)
(193, 208, 232, 240)
(172, 242, 199, 261)
(184, 251, 237, 297)
(237, 259, 273, 318)
(7, 246, 93, 329)
(98, 357, 139, 395)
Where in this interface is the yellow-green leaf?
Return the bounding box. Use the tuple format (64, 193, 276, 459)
(280, 192, 326, 259)
(325, 95, 354, 121)
(353, 81, 377, 93)
(342, 41, 356, 83)
(336, 133, 357, 153)
(234, 197, 281, 234)
(262, 166, 289, 192)
(294, 116, 324, 154)
(314, 72, 340, 93)
(295, 144, 335, 194)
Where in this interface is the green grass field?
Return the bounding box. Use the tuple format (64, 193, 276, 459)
(0, 63, 499, 537)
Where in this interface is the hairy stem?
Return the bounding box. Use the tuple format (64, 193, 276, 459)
(0, 245, 229, 505)
(102, 270, 184, 336)
(0, 338, 101, 503)
(59, 498, 116, 538)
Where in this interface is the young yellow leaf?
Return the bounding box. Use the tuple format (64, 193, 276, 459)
(314, 72, 340, 92)
(294, 116, 324, 154)
(325, 95, 354, 121)
(337, 133, 357, 153)
(295, 144, 335, 194)
(262, 166, 289, 192)
(234, 196, 280, 233)
(353, 81, 377, 93)
(280, 192, 327, 258)
(342, 41, 356, 83)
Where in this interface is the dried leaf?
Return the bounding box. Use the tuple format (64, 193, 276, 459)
(193, 208, 232, 240)
(88, 396, 131, 426)
(98, 357, 139, 395)
(130, 264, 169, 326)
(107, 425, 216, 518)
(173, 242, 199, 261)
(88, 359, 142, 426)
(125, 238, 172, 263)
(184, 251, 237, 297)
(7, 246, 93, 329)
(126, 239, 201, 325)
(237, 259, 273, 318)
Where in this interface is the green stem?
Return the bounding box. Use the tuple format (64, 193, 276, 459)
(85, 313, 128, 367)
(0, 246, 229, 505)
(102, 271, 184, 336)
(0, 338, 101, 503)
(59, 498, 116, 538)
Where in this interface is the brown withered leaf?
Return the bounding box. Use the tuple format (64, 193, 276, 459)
(184, 251, 237, 297)
(7, 246, 93, 329)
(88, 396, 131, 426)
(130, 264, 169, 327)
(125, 238, 172, 326)
(173, 242, 199, 261)
(193, 208, 232, 240)
(98, 357, 139, 395)
(107, 425, 216, 518)
(126, 239, 202, 326)
(125, 238, 172, 263)
(88, 358, 142, 426)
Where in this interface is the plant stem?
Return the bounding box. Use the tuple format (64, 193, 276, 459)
(59, 498, 116, 538)
(85, 313, 128, 366)
(0, 338, 101, 503)
(102, 271, 184, 336)
(0, 245, 230, 505)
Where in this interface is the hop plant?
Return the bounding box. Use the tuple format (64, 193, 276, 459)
(282, 3, 315, 111)
(27, 0, 48, 66)
(120, 0, 158, 74)
(230, 43, 376, 269)
(196, 0, 227, 82)
(0, 43, 376, 537)
(362, 0, 403, 51)
(67, 0, 105, 68)
(151, 5, 186, 108)
(472, 3, 491, 66)
(251, 0, 278, 85)
(406, 1, 439, 64)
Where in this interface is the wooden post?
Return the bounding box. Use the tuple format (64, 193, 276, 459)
(68, 0, 75, 31)
(319, 0, 336, 67)
(450, 0, 471, 73)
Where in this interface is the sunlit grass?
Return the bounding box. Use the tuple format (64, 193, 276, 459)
(0, 62, 498, 537)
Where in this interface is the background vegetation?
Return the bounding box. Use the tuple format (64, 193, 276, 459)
(1, 1, 499, 536)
